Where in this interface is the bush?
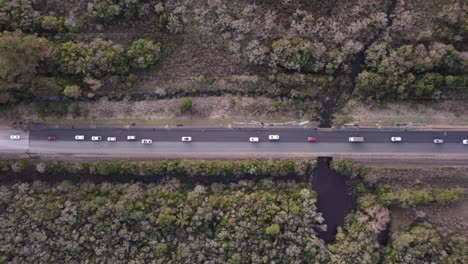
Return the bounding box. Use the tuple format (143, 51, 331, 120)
(58, 38, 160, 79)
(30, 77, 63, 97)
(179, 98, 192, 114)
(376, 186, 464, 208)
(270, 38, 321, 72)
(127, 39, 161, 69)
(265, 224, 281, 235)
(62, 85, 82, 99)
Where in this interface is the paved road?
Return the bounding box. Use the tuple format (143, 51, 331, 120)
(1, 127, 468, 155)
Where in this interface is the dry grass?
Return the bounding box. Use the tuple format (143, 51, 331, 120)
(337, 99, 468, 127)
(1, 96, 316, 126)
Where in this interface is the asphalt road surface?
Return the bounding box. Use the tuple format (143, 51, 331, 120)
(1, 127, 468, 155)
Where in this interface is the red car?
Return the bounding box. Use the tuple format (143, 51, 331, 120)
(48, 136, 57, 141)
(307, 136, 317, 142)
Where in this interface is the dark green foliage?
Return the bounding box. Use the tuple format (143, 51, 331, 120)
(36, 102, 69, 119)
(357, 43, 468, 101)
(383, 222, 445, 263)
(87, 0, 158, 23)
(328, 220, 381, 263)
(127, 39, 161, 69)
(30, 77, 63, 97)
(58, 38, 160, 79)
(0, 31, 50, 92)
(0, 159, 316, 182)
(329, 159, 368, 179)
(270, 38, 326, 73)
(0, 180, 328, 263)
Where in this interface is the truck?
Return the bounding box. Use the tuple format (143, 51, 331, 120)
(349, 136, 364, 142)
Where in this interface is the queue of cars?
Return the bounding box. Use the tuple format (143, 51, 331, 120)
(8, 134, 468, 144)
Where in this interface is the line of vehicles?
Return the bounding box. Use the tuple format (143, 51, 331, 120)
(8, 134, 468, 144)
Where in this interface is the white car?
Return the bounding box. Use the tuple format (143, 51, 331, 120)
(107, 137, 117, 142)
(249, 137, 259, 143)
(433, 139, 444, 144)
(462, 139, 468, 145)
(268, 135, 280, 141)
(181, 136, 192, 142)
(127, 135, 136, 141)
(10, 135, 20, 140)
(91, 136, 102, 141)
(141, 139, 152, 144)
(75, 135, 85, 141)
(391, 137, 402, 142)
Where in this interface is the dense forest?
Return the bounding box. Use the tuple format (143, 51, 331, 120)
(0, 0, 467, 124)
(0, 159, 466, 263)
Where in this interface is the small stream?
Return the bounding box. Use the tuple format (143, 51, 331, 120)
(312, 157, 355, 242)
(318, 0, 399, 127)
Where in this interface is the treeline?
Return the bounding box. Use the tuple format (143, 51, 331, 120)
(0, 31, 160, 103)
(356, 43, 468, 101)
(0, 0, 182, 33)
(0, 159, 316, 183)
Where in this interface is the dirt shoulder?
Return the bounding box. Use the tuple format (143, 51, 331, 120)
(0, 96, 317, 127)
(336, 99, 468, 127)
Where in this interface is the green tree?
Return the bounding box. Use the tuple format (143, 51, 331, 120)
(384, 222, 445, 263)
(30, 77, 63, 97)
(127, 39, 161, 69)
(0, 31, 50, 92)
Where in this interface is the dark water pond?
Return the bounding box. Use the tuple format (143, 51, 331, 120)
(312, 157, 355, 242)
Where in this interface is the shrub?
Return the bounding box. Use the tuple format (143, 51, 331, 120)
(62, 85, 82, 99)
(127, 39, 161, 69)
(270, 38, 319, 72)
(376, 187, 464, 208)
(30, 77, 63, 97)
(265, 224, 281, 235)
(179, 98, 192, 114)
(39, 13, 65, 33)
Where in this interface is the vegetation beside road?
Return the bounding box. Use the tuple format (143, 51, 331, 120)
(0, 159, 316, 183)
(1, 0, 466, 125)
(0, 158, 467, 263)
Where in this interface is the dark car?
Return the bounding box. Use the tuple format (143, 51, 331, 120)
(48, 136, 57, 141)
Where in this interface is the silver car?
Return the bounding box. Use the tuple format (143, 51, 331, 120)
(433, 139, 444, 144)
(107, 137, 117, 142)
